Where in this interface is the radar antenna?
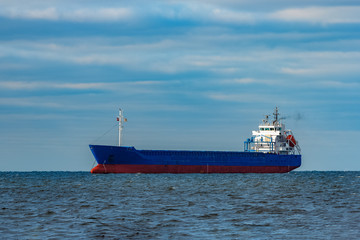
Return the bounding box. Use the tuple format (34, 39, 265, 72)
(263, 115, 270, 125)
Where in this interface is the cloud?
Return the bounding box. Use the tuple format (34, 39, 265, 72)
(0, 81, 107, 90)
(1, 7, 57, 20)
(0, 7, 133, 22)
(211, 8, 256, 24)
(0, 81, 163, 91)
(3, 37, 360, 78)
(270, 6, 360, 24)
(206, 92, 295, 104)
(2, 1, 360, 25)
(0, 97, 62, 108)
(66, 8, 133, 22)
(15, 7, 59, 20)
(280, 62, 360, 76)
(0, 113, 87, 121)
(0, 97, 117, 110)
(72, 55, 128, 65)
(281, 68, 317, 75)
(0, 2, 257, 26)
(222, 78, 257, 84)
(318, 81, 360, 88)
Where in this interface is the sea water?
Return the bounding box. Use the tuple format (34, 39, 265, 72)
(0, 172, 359, 239)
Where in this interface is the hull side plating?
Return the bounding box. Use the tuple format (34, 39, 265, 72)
(91, 164, 299, 174)
(90, 145, 301, 174)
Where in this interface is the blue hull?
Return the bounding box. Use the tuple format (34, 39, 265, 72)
(90, 145, 301, 173)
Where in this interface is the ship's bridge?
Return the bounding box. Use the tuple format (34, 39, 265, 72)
(244, 107, 301, 155)
(259, 126, 282, 132)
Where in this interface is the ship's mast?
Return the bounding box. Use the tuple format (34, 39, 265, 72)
(273, 107, 279, 125)
(118, 109, 124, 146)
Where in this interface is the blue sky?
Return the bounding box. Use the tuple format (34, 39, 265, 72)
(1, 0, 359, 171)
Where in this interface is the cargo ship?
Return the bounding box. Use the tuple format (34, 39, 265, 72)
(90, 107, 301, 173)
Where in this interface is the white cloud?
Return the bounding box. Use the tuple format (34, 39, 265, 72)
(280, 62, 360, 76)
(318, 81, 360, 88)
(211, 8, 256, 23)
(223, 78, 256, 84)
(0, 81, 107, 90)
(72, 55, 128, 65)
(3, 7, 59, 20)
(67, 8, 133, 22)
(0, 97, 62, 108)
(23, 7, 58, 20)
(206, 93, 293, 104)
(55, 83, 108, 90)
(1, 1, 360, 25)
(2, 36, 360, 78)
(0, 7, 133, 22)
(281, 68, 317, 75)
(0, 81, 163, 91)
(270, 6, 360, 24)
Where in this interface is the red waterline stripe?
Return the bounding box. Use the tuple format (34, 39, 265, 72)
(91, 164, 298, 174)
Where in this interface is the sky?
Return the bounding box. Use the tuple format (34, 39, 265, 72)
(0, 0, 359, 171)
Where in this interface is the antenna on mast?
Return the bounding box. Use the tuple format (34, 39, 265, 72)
(263, 115, 270, 125)
(273, 106, 280, 124)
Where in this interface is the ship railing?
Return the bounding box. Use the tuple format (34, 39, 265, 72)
(295, 144, 301, 154)
(244, 136, 275, 153)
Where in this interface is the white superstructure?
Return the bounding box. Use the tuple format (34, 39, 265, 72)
(244, 107, 301, 155)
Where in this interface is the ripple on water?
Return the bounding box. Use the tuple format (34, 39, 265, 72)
(0, 172, 360, 239)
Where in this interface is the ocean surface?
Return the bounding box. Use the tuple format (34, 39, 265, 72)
(0, 172, 359, 239)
